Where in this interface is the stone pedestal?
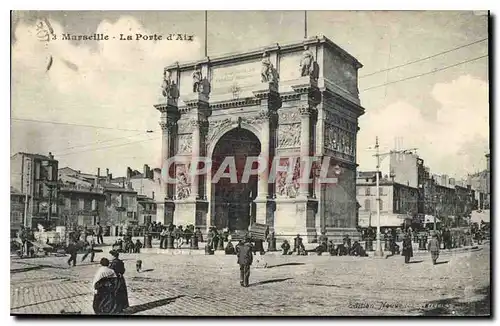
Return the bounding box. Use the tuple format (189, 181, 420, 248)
(254, 198, 268, 225)
(173, 199, 208, 227)
(274, 198, 318, 243)
(164, 200, 175, 225)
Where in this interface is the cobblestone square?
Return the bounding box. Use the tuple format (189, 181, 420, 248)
(10, 244, 490, 316)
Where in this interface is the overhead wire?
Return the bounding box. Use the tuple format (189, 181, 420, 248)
(359, 38, 488, 79)
(360, 55, 488, 92)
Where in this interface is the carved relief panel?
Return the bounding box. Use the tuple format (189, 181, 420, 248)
(277, 124, 301, 148)
(178, 134, 192, 154)
(275, 157, 301, 198)
(175, 163, 191, 200)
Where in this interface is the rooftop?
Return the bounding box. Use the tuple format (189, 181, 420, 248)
(13, 152, 57, 162)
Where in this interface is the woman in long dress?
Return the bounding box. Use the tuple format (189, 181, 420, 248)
(109, 250, 130, 312)
(92, 258, 120, 315)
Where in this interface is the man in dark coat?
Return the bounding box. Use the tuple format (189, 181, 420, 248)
(95, 222, 104, 245)
(237, 237, 253, 287)
(67, 241, 78, 267)
(293, 234, 305, 254)
(402, 233, 413, 263)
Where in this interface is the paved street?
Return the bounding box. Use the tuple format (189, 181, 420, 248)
(10, 244, 490, 316)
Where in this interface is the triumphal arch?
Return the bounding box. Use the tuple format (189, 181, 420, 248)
(154, 36, 365, 242)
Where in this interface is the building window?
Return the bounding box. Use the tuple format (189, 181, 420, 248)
(379, 187, 384, 196)
(379, 199, 384, 211)
(365, 187, 371, 196)
(364, 199, 370, 211)
(127, 212, 133, 218)
(79, 198, 84, 210)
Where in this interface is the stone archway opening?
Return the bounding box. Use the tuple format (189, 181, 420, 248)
(211, 128, 261, 231)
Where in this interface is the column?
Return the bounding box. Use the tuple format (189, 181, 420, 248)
(191, 119, 200, 200)
(160, 120, 172, 199)
(299, 106, 311, 198)
(258, 114, 270, 199)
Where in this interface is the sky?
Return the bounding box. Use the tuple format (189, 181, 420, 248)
(10, 11, 489, 179)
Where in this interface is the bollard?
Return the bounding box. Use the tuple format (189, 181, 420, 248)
(268, 238, 277, 252)
(166, 234, 175, 249)
(217, 237, 225, 251)
(190, 236, 199, 250)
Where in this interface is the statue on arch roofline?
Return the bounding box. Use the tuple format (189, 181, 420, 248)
(260, 51, 279, 85)
(300, 45, 318, 79)
(161, 70, 178, 99)
(192, 65, 203, 93)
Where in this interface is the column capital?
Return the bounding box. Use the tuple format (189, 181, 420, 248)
(159, 119, 177, 132)
(299, 106, 316, 117)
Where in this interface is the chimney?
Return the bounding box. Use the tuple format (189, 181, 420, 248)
(106, 168, 110, 182)
(97, 168, 101, 178)
(126, 167, 132, 180)
(48, 152, 54, 160)
(152, 191, 155, 199)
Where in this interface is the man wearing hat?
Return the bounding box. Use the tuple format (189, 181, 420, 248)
(428, 233, 440, 265)
(236, 236, 253, 287)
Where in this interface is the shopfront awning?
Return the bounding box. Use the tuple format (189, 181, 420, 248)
(358, 214, 406, 228)
(471, 210, 490, 224)
(423, 215, 441, 224)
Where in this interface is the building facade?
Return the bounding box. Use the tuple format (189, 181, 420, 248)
(102, 183, 138, 236)
(11, 152, 59, 229)
(10, 186, 28, 236)
(356, 171, 418, 228)
(155, 36, 365, 242)
(137, 195, 157, 225)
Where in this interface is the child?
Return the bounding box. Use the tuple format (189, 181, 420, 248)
(136, 259, 142, 272)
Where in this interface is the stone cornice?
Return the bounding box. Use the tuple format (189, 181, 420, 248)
(209, 98, 261, 110)
(165, 35, 362, 71)
(322, 89, 365, 118)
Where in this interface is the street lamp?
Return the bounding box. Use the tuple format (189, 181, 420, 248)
(374, 137, 384, 257)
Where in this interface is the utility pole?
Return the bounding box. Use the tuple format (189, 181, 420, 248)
(304, 11, 308, 39)
(23, 160, 31, 228)
(374, 136, 384, 257)
(372, 138, 418, 257)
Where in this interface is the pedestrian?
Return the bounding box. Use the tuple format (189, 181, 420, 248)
(281, 240, 291, 255)
(293, 234, 305, 254)
(134, 239, 142, 253)
(109, 250, 129, 312)
(175, 225, 185, 249)
(195, 227, 203, 243)
(82, 237, 96, 263)
(67, 241, 78, 267)
(428, 234, 440, 265)
(236, 236, 253, 287)
(402, 233, 413, 264)
(95, 222, 104, 245)
(92, 257, 120, 315)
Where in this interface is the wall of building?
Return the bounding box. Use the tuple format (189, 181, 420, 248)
(104, 191, 138, 227)
(11, 194, 26, 231)
(389, 152, 419, 189)
(323, 166, 357, 228)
